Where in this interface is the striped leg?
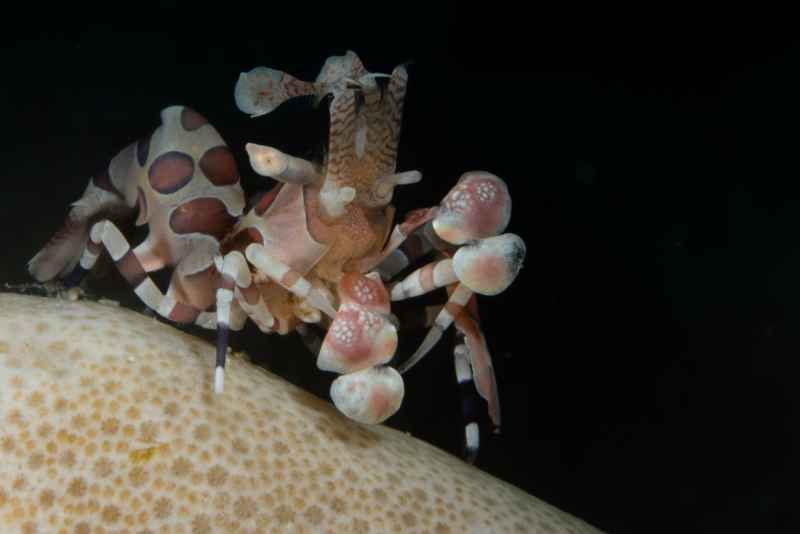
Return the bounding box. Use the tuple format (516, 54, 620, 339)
(453, 308, 501, 431)
(70, 220, 168, 307)
(234, 285, 277, 333)
(374, 225, 437, 281)
(76, 220, 216, 332)
(245, 243, 337, 318)
(392, 300, 486, 462)
(390, 258, 458, 301)
(213, 251, 255, 393)
(454, 342, 480, 463)
(62, 240, 101, 288)
(396, 283, 473, 374)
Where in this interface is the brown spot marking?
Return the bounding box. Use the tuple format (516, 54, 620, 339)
(71, 414, 89, 430)
(171, 457, 193, 477)
(233, 496, 256, 519)
(413, 487, 429, 502)
(199, 145, 239, 186)
(39, 489, 54, 508)
(75, 522, 91, 534)
(164, 402, 180, 417)
(343, 468, 359, 483)
(129, 466, 148, 487)
(28, 452, 44, 469)
(1, 435, 14, 452)
(126, 405, 140, 420)
(101, 417, 120, 435)
(94, 457, 113, 478)
(153, 496, 173, 519)
(231, 438, 249, 454)
(207, 465, 228, 486)
(191, 514, 212, 534)
(102, 504, 121, 523)
(139, 421, 159, 442)
(53, 397, 68, 412)
(330, 496, 347, 513)
(402, 511, 418, 527)
(26, 391, 44, 407)
(36, 422, 53, 439)
(304, 504, 324, 525)
(181, 107, 208, 131)
(169, 197, 236, 240)
(60, 450, 76, 468)
(148, 151, 194, 194)
(214, 492, 231, 509)
(353, 518, 370, 533)
(275, 504, 295, 524)
(193, 424, 211, 442)
(67, 477, 88, 497)
(136, 133, 151, 167)
(273, 441, 289, 455)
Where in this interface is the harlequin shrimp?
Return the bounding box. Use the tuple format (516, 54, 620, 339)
(28, 51, 525, 461)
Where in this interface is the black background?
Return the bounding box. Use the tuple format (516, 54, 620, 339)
(1, 10, 799, 533)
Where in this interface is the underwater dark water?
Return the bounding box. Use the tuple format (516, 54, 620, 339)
(2, 14, 799, 533)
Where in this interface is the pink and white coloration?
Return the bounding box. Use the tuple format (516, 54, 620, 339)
(28, 51, 526, 460)
(330, 366, 405, 424)
(317, 272, 397, 373)
(432, 171, 512, 245)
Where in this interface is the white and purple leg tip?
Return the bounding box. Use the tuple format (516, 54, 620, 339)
(214, 366, 225, 394)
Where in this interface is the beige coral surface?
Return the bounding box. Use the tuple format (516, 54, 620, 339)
(0, 293, 603, 533)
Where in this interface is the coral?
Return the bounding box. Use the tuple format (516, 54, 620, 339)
(0, 292, 601, 533)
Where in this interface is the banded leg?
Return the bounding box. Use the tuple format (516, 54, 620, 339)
(454, 342, 480, 463)
(398, 283, 473, 374)
(380, 222, 451, 280)
(237, 284, 281, 332)
(213, 251, 253, 393)
(68, 220, 169, 307)
(245, 243, 337, 318)
(393, 233, 525, 374)
(454, 305, 501, 430)
(76, 220, 222, 332)
(393, 299, 490, 462)
(390, 258, 458, 300)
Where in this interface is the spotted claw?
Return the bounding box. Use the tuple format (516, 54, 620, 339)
(432, 171, 512, 245)
(330, 366, 405, 424)
(317, 273, 397, 374)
